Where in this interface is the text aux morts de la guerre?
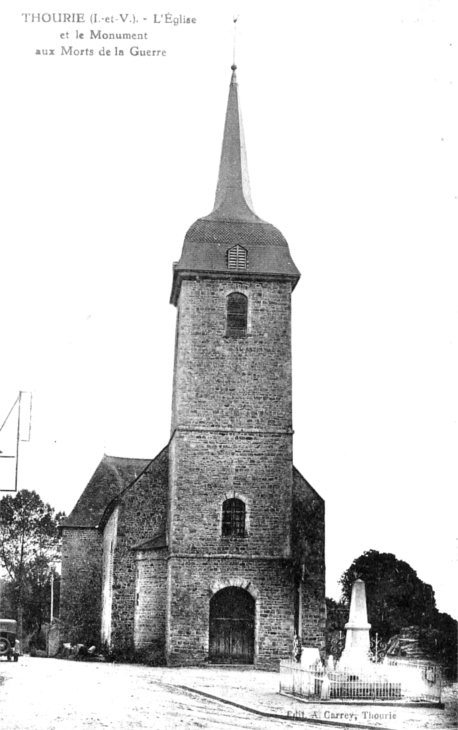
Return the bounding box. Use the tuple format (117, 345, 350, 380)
(25, 12, 196, 56)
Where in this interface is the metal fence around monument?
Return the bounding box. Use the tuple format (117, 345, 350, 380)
(279, 660, 442, 703)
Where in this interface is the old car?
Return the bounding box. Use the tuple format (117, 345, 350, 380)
(0, 619, 20, 661)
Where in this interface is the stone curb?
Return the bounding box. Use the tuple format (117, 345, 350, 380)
(176, 685, 395, 729)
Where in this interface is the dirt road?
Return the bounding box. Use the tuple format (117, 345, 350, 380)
(0, 657, 319, 730)
(1, 658, 456, 730)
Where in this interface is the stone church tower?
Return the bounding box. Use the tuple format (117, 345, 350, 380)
(60, 65, 325, 667)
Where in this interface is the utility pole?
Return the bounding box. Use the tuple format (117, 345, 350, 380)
(0, 390, 33, 492)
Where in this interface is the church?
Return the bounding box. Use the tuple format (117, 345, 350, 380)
(60, 64, 326, 667)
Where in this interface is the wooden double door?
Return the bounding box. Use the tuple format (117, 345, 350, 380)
(209, 587, 255, 664)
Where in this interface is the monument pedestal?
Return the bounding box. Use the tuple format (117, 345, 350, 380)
(339, 579, 371, 668)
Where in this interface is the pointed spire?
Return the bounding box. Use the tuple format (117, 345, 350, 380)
(205, 65, 260, 222)
(170, 63, 301, 306)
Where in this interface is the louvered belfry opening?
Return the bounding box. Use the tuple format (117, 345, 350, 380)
(226, 292, 247, 338)
(227, 244, 247, 270)
(222, 498, 246, 537)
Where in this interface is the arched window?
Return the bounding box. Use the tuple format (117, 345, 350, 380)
(222, 498, 246, 537)
(226, 293, 247, 338)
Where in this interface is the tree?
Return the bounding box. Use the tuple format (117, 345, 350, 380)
(0, 490, 65, 640)
(325, 597, 348, 660)
(339, 550, 437, 641)
(0, 577, 15, 616)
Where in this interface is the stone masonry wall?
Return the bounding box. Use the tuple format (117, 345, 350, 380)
(301, 578, 326, 650)
(292, 468, 326, 650)
(110, 448, 168, 654)
(166, 557, 295, 668)
(167, 558, 294, 667)
(171, 279, 292, 432)
(134, 549, 168, 663)
(60, 527, 103, 645)
(169, 431, 292, 557)
(101, 507, 118, 647)
(167, 276, 301, 666)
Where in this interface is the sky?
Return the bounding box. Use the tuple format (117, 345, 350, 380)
(1, 1, 457, 618)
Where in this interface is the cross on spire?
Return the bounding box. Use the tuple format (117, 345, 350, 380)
(233, 16, 239, 68)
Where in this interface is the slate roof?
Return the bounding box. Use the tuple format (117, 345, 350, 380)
(61, 455, 154, 529)
(171, 66, 300, 305)
(293, 466, 324, 502)
(208, 66, 258, 223)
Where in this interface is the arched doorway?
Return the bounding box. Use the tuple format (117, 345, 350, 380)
(209, 587, 255, 664)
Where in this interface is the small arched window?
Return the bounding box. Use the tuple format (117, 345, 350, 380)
(222, 498, 246, 537)
(226, 293, 248, 338)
